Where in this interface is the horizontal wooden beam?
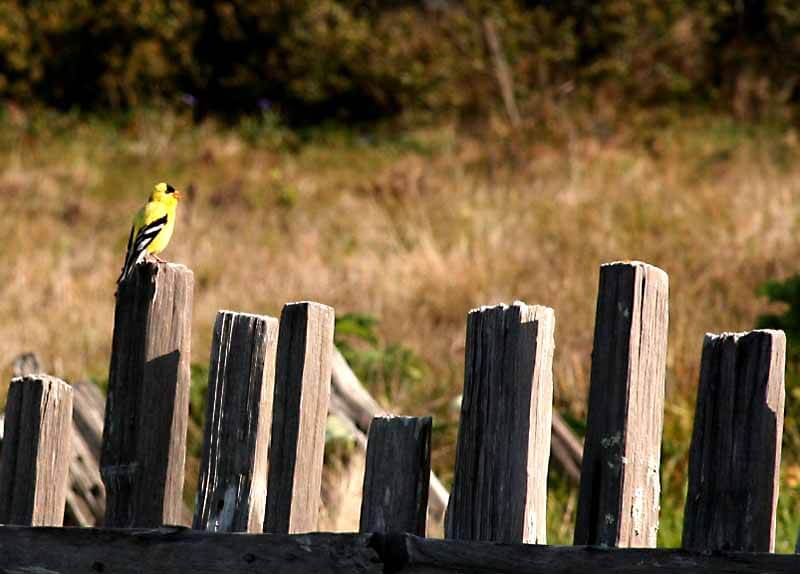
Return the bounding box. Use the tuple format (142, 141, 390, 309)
(0, 526, 379, 574)
(0, 527, 797, 574)
(382, 534, 800, 573)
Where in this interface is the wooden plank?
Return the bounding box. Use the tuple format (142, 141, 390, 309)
(264, 301, 335, 534)
(0, 375, 73, 526)
(551, 411, 583, 484)
(446, 302, 555, 544)
(0, 526, 797, 573)
(65, 382, 107, 526)
(379, 533, 800, 574)
(194, 310, 279, 533)
(101, 261, 194, 528)
(331, 348, 387, 432)
(360, 415, 432, 536)
(574, 261, 669, 548)
(682, 330, 786, 552)
(0, 526, 381, 574)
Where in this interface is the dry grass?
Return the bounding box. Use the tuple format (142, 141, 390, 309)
(0, 108, 798, 549)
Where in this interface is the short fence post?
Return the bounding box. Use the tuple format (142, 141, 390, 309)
(264, 301, 335, 534)
(101, 261, 194, 527)
(574, 261, 669, 548)
(0, 375, 73, 526)
(682, 330, 786, 552)
(446, 302, 555, 544)
(194, 310, 279, 533)
(360, 415, 432, 536)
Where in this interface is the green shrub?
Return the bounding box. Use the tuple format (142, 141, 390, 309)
(3, 1, 800, 121)
(757, 275, 800, 458)
(335, 312, 428, 404)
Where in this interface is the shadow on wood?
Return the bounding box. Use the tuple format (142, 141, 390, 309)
(682, 330, 785, 552)
(447, 303, 554, 544)
(360, 416, 431, 536)
(101, 261, 193, 528)
(265, 301, 335, 534)
(574, 261, 668, 548)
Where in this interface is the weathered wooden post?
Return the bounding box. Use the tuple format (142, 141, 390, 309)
(264, 301, 335, 534)
(360, 415, 432, 535)
(67, 382, 107, 526)
(446, 302, 555, 544)
(194, 310, 279, 533)
(682, 330, 786, 552)
(101, 261, 193, 527)
(574, 261, 669, 548)
(0, 375, 73, 526)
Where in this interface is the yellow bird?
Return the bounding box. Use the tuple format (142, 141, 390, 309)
(117, 182, 182, 285)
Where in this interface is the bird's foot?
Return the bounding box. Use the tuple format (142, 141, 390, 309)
(142, 252, 166, 264)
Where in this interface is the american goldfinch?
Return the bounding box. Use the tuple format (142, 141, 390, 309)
(117, 182, 182, 285)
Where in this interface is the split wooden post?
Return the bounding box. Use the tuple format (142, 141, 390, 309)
(446, 302, 555, 544)
(264, 301, 335, 534)
(194, 311, 279, 533)
(682, 330, 786, 552)
(360, 416, 432, 536)
(101, 261, 194, 528)
(0, 375, 73, 526)
(574, 261, 669, 548)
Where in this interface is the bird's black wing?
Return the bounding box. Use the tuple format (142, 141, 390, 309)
(117, 214, 169, 284)
(116, 224, 136, 284)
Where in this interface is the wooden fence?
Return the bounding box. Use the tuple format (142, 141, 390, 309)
(0, 259, 797, 573)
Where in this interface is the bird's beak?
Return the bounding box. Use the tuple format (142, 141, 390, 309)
(174, 191, 182, 200)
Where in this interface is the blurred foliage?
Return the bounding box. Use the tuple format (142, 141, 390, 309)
(757, 276, 800, 459)
(757, 275, 800, 553)
(335, 312, 429, 404)
(3, 1, 800, 122)
(757, 275, 800, 358)
(753, 276, 800, 551)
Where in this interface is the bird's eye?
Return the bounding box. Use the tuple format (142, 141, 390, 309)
(166, 184, 176, 194)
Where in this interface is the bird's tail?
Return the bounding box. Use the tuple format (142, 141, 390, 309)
(116, 214, 168, 287)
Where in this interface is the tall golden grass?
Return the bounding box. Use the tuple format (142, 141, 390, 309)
(0, 109, 797, 548)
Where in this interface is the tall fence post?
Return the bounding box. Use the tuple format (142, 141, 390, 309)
(264, 301, 335, 534)
(101, 261, 194, 527)
(360, 415, 432, 536)
(0, 375, 73, 526)
(574, 261, 669, 548)
(682, 330, 786, 552)
(194, 310, 279, 533)
(446, 302, 555, 544)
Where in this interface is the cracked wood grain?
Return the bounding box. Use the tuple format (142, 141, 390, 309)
(0, 374, 73, 526)
(101, 261, 194, 528)
(360, 415, 431, 536)
(446, 302, 555, 544)
(574, 261, 669, 547)
(682, 330, 786, 552)
(194, 310, 279, 533)
(264, 301, 335, 534)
